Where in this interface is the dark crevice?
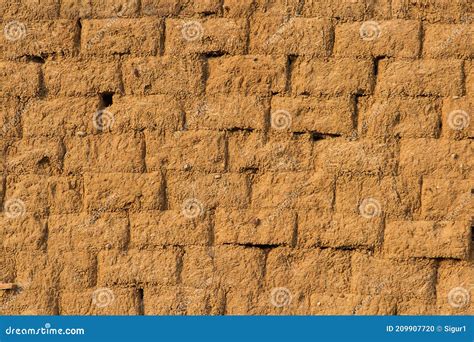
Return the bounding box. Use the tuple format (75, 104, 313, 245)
(137, 288, 145, 315)
(285, 55, 297, 93)
(202, 51, 226, 58)
(24, 55, 45, 63)
(225, 127, 254, 133)
(310, 132, 342, 141)
(221, 242, 281, 249)
(373, 56, 386, 78)
(99, 92, 114, 108)
(240, 167, 259, 173)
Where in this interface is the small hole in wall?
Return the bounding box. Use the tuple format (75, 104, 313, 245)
(99, 92, 114, 108)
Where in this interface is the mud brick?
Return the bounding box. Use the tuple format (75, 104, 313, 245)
(384, 220, 471, 259)
(249, 16, 332, 56)
(271, 96, 354, 134)
(0, 98, 21, 139)
(51, 251, 96, 290)
(206, 55, 286, 95)
(251, 171, 334, 210)
(22, 97, 98, 138)
(181, 247, 215, 288)
(228, 132, 313, 172)
(141, 0, 180, 16)
(466, 61, 474, 96)
(0, 252, 15, 282)
(436, 260, 473, 315)
(424, 24, 473, 58)
(334, 20, 420, 58)
(291, 58, 374, 96)
(167, 172, 250, 209)
(145, 130, 225, 172)
(1, 0, 59, 20)
(14, 250, 54, 290)
(97, 249, 180, 286)
(421, 178, 472, 220)
(0, 62, 40, 98)
(399, 139, 472, 178)
(144, 286, 214, 315)
(359, 97, 441, 139)
(223, 0, 254, 17)
(335, 175, 421, 219)
(303, 0, 391, 20)
(83, 172, 164, 212)
(44, 60, 121, 96)
(60, 288, 140, 315)
(122, 56, 204, 95)
(351, 252, 437, 301)
(92, 0, 140, 17)
(0, 215, 46, 251)
(166, 18, 246, 55)
(5, 175, 49, 216)
(0, 288, 57, 315)
(376, 59, 463, 96)
(396, 299, 438, 315)
(0, 20, 77, 59)
(254, 0, 303, 16)
(48, 212, 129, 252)
(64, 133, 145, 173)
(298, 211, 383, 249)
(59, 0, 92, 18)
(392, 0, 472, 23)
(266, 248, 352, 294)
(186, 94, 268, 130)
(215, 208, 296, 245)
(309, 293, 397, 315)
(314, 139, 397, 175)
(47, 176, 83, 214)
(441, 97, 473, 139)
(82, 18, 161, 56)
(6, 137, 64, 175)
(130, 210, 211, 246)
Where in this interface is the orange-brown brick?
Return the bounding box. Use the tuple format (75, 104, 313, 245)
(0, 62, 40, 98)
(424, 24, 473, 58)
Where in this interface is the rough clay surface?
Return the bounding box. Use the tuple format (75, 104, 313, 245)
(0, 0, 473, 315)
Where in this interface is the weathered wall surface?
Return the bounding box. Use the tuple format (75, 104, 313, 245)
(0, 0, 473, 315)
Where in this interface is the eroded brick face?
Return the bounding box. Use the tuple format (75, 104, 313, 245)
(0, 0, 472, 316)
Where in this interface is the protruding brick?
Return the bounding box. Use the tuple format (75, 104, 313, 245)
(0, 62, 40, 98)
(377, 59, 463, 96)
(291, 58, 374, 96)
(166, 18, 247, 55)
(384, 220, 471, 259)
(215, 208, 296, 245)
(424, 24, 473, 58)
(206, 55, 286, 95)
(335, 20, 420, 57)
(250, 16, 332, 56)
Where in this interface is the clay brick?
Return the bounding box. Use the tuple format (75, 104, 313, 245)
(82, 18, 161, 56)
(122, 56, 203, 96)
(215, 208, 296, 245)
(421, 178, 472, 220)
(223, 0, 254, 17)
(180, 0, 221, 15)
(22, 97, 98, 138)
(167, 172, 249, 209)
(181, 247, 215, 288)
(392, 0, 472, 23)
(60, 288, 140, 315)
(384, 220, 471, 259)
(334, 20, 420, 58)
(351, 252, 437, 300)
(53, 251, 96, 290)
(271, 96, 354, 134)
(0, 252, 15, 282)
(254, 0, 302, 16)
(83, 172, 164, 212)
(0, 215, 46, 251)
(47, 176, 83, 214)
(266, 248, 352, 294)
(303, 0, 388, 20)
(251, 172, 334, 210)
(186, 94, 268, 130)
(14, 250, 54, 290)
(44, 60, 121, 96)
(0, 288, 56, 315)
(441, 97, 473, 139)
(399, 139, 472, 178)
(298, 212, 383, 249)
(436, 260, 473, 314)
(376, 59, 463, 96)
(141, 0, 180, 16)
(59, 0, 92, 18)
(6, 137, 63, 175)
(206, 55, 286, 95)
(92, 0, 140, 18)
(228, 132, 313, 172)
(314, 139, 397, 175)
(0, 20, 77, 59)
(145, 131, 225, 172)
(1, 0, 59, 20)
(466, 61, 474, 96)
(291, 58, 374, 96)
(0, 98, 21, 139)
(249, 16, 332, 56)
(424, 24, 474, 58)
(64, 133, 145, 173)
(165, 18, 247, 55)
(359, 97, 441, 139)
(308, 293, 397, 315)
(130, 210, 211, 246)
(97, 249, 180, 286)
(48, 212, 129, 252)
(0, 62, 40, 98)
